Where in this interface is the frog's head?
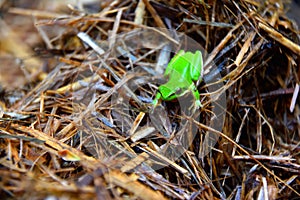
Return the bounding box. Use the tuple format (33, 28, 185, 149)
(158, 84, 185, 101)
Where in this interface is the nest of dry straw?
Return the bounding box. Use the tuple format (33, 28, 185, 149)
(0, 0, 299, 199)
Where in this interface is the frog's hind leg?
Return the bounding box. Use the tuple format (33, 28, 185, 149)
(164, 50, 185, 76)
(191, 51, 203, 81)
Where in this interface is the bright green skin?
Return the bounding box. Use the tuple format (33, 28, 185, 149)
(153, 50, 203, 108)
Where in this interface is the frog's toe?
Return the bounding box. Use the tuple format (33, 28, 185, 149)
(152, 99, 158, 107)
(188, 100, 201, 113)
(195, 100, 202, 108)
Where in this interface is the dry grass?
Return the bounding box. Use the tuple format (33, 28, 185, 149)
(0, 0, 299, 199)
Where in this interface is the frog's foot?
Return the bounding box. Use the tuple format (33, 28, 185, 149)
(195, 99, 202, 109)
(151, 93, 161, 113)
(152, 99, 158, 108)
(188, 100, 201, 113)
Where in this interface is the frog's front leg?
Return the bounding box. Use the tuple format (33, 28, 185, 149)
(190, 50, 203, 81)
(189, 84, 202, 110)
(152, 92, 161, 108)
